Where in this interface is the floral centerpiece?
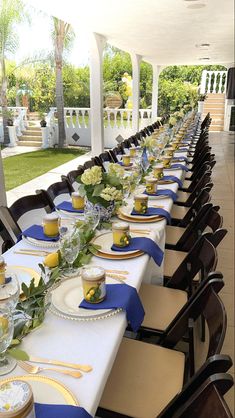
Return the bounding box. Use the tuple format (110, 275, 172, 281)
(77, 164, 125, 221)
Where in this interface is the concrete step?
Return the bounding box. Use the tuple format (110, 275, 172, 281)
(206, 93, 225, 98)
(205, 100, 225, 105)
(17, 141, 42, 147)
(206, 108, 225, 115)
(26, 126, 41, 131)
(21, 130, 42, 137)
(209, 125, 224, 131)
(204, 103, 225, 109)
(19, 135, 42, 142)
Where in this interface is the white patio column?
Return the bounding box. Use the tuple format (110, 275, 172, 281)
(131, 54, 142, 133)
(89, 33, 106, 156)
(151, 65, 161, 121)
(0, 150, 7, 206)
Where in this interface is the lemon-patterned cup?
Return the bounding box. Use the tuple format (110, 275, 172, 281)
(72, 192, 85, 210)
(122, 155, 131, 166)
(81, 266, 106, 304)
(129, 148, 137, 158)
(134, 194, 148, 214)
(153, 163, 164, 180)
(43, 213, 60, 237)
(0, 257, 6, 285)
(145, 177, 158, 194)
(161, 156, 172, 168)
(112, 222, 130, 247)
(164, 147, 174, 157)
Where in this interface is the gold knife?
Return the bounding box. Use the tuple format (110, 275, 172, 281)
(28, 355, 92, 372)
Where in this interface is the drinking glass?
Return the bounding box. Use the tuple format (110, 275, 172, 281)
(84, 206, 100, 231)
(59, 228, 81, 277)
(0, 308, 16, 375)
(0, 273, 20, 311)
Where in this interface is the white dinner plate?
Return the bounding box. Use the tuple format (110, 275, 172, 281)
(6, 266, 40, 289)
(92, 231, 139, 256)
(22, 235, 59, 249)
(50, 276, 121, 320)
(119, 204, 162, 220)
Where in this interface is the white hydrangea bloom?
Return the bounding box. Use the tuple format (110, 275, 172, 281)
(100, 186, 123, 201)
(108, 163, 125, 178)
(81, 166, 102, 185)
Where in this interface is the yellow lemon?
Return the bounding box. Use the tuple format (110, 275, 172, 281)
(44, 252, 59, 268)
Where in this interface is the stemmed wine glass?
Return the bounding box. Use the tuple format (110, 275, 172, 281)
(84, 206, 100, 231)
(59, 227, 81, 277)
(0, 273, 20, 311)
(0, 307, 16, 375)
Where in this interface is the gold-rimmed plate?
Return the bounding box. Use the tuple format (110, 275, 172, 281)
(6, 266, 40, 290)
(0, 375, 78, 405)
(117, 212, 164, 224)
(118, 205, 164, 222)
(92, 232, 140, 256)
(158, 179, 175, 184)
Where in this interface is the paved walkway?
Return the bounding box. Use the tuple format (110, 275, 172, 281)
(1, 146, 39, 159)
(6, 150, 91, 206)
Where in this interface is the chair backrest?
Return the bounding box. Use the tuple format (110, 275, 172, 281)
(158, 355, 233, 418)
(167, 236, 218, 292)
(204, 229, 228, 249)
(176, 203, 213, 251)
(174, 374, 234, 418)
(40, 179, 73, 207)
(183, 171, 212, 206)
(83, 159, 96, 170)
(99, 152, 113, 163)
(6, 191, 52, 232)
(163, 276, 226, 357)
(66, 166, 84, 191)
(109, 149, 119, 162)
(179, 188, 211, 227)
(0, 217, 16, 252)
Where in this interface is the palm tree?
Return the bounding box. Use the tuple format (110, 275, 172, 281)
(52, 18, 74, 148)
(0, 0, 26, 144)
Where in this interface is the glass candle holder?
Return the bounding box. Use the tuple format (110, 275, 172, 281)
(71, 192, 85, 210)
(122, 155, 131, 166)
(145, 177, 158, 194)
(161, 156, 172, 168)
(153, 163, 164, 180)
(112, 222, 130, 247)
(134, 194, 148, 214)
(0, 308, 16, 376)
(43, 213, 60, 237)
(171, 141, 180, 150)
(81, 266, 106, 303)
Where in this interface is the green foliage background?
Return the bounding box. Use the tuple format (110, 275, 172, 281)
(6, 45, 226, 114)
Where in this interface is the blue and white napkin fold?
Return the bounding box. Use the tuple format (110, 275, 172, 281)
(22, 225, 59, 241)
(112, 237, 164, 266)
(131, 207, 171, 224)
(56, 201, 84, 213)
(80, 284, 145, 332)
(35, 404, 92, 418)
(144, 189, 178, 201)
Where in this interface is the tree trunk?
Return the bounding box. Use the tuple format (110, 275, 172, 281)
(0, 148, 7, 206)
(0, 56, 10, 144)
(55, 64, 66, 148)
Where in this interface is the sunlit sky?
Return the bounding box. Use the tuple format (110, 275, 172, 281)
(12, 9, 90, 67)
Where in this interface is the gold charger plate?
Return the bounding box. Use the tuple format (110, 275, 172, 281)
(92, 231, 144, 260)
(158, 179, 175, 184)
(117, 212, 164, 224)
(95, 249, 143, 260)
(0, 375, 78, 405)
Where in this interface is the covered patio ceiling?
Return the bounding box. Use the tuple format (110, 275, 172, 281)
(25, 0, 234, 65)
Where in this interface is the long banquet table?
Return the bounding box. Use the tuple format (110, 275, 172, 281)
(3, 159, 187, 416)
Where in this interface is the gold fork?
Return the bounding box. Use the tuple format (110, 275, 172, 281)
(18, 360, 82, 378)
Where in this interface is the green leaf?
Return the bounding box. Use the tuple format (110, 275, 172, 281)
(8, 348, 29, 361)
(92, 184, 104, 196)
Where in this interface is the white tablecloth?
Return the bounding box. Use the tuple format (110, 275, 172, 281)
(3, 165, 185, 416)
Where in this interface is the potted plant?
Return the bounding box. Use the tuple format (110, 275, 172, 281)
(39, 111, 47, 127)
(197, 94, 207, 113)
(6, 110, 14, 126)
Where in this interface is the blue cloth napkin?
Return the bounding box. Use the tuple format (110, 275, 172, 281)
(22, 225, 59, 241)
(56, 201, 84, 213)
(35, 404, 92, 418)
(80, 284, 145, 332)
(170, 164, 189, 172)
(111, 237, 164, 266)
(161, 175, 183, 188)
(131, 207, 171, 224)
(118, 161, 133, 167)
(143, 189, 178, 201)
(172, 156, 188, 163)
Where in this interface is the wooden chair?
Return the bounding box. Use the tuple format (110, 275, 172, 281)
(171, 187, 211, 227)
(180, 162, 214, 192)
(165, 204, 225, 251)
(175, 171, 212, 207)
(63, 166, 84, 191)
(96, 278, 226, 418)
(83, 159, 96, 170)
(169, 373, 234, 418)
(0, 191, 52, 233)
(0, 218, 16, 252)
(37, 179, 73, 208)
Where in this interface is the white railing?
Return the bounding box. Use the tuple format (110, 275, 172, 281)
(200, 70, 227, 94)
(47, 107, 152, 148)
(0, 106, 28, 143)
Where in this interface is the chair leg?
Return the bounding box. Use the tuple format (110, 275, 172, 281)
(201, 314, 206, 342)
(188, 318, 195, 378)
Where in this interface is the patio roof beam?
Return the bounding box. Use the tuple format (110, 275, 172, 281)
(89, 32, 106, 156)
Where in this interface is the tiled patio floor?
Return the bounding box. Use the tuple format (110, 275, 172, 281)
(195, 130, 234, 413)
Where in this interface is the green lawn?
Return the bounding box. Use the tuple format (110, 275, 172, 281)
(3, 148, 87, 191)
